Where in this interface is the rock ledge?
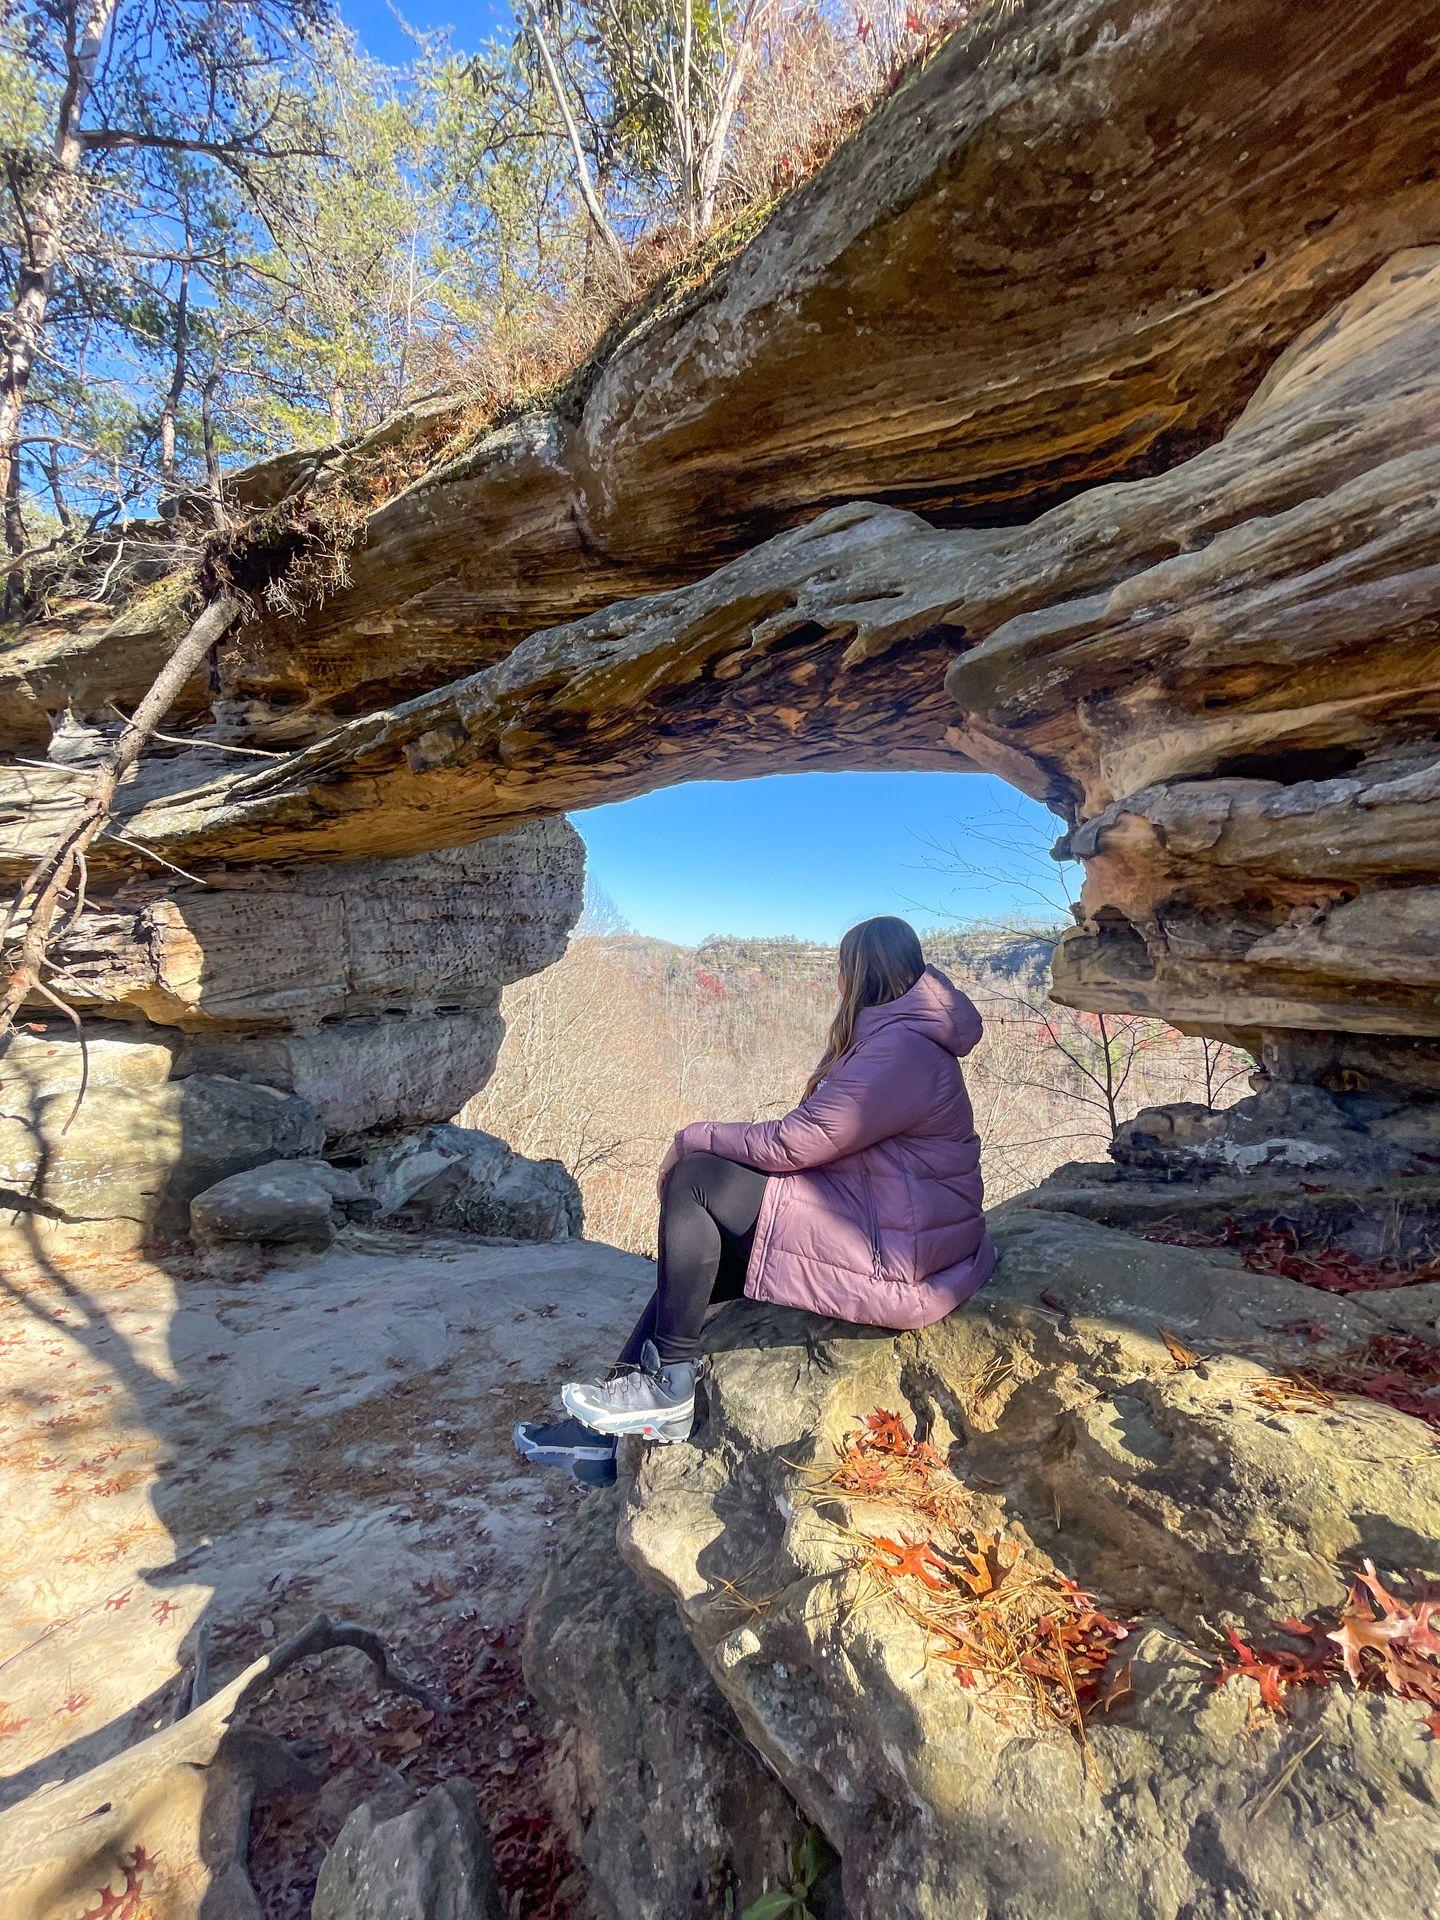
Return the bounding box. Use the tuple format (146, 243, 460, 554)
(528, 1202, 1440, 1920)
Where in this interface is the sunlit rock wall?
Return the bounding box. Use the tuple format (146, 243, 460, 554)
(0, 822, 582, 1245)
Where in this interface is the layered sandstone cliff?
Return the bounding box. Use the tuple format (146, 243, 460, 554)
(0, 823, 581, 1242)
(2, 5, 1439, 1916)
(3, 0, 1439, 1234)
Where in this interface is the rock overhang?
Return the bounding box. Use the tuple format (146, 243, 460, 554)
(5, 0, 1440, 740)
(2, 0, 1440, 1216)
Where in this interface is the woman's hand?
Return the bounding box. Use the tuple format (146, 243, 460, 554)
(656, 1136, 682, 1199)
(659, 1121, 709, 1195)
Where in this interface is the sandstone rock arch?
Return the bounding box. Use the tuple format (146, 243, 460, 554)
(3, 0, 1439, 1244)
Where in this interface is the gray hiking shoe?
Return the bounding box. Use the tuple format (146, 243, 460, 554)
(560, 1340, 697, 1444)
(513, 1414, 617, 1469)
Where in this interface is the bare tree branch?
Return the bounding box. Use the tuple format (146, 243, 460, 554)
(524, 4, 632, 288)
(0, 591, 242, 1051)
(80, 126, 328, 162)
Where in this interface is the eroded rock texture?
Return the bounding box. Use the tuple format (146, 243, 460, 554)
(311, 1780, 504, 1920)
(39, 247, 1438, 1096)
(526, 1493, 846, 1920)
(2, 0, 1439, 1213)
(0, 822, 582, 1245)
(4, 0, 1438, 741)
(526, 1204, 1440, 1920)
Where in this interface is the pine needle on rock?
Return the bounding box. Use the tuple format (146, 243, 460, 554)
(796, 1408, 1132, 1734)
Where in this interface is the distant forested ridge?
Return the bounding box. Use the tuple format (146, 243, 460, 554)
(689, 926, 1059, 992)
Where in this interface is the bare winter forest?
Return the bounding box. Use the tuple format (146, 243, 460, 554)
(467, 921, 1251, 1252)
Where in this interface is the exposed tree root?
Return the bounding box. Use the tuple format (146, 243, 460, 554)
(0, 1610, 439, 1920)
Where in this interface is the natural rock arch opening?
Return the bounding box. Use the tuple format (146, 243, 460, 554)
(2, 5, 1440, 1916)
(10, 246, 1440, 1240)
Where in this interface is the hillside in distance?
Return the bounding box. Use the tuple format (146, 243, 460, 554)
(597, 923, 1061, 997)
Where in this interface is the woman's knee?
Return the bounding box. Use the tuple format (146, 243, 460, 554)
(665, 1152, 765, 1238)
(669, 1149, 728, 1197)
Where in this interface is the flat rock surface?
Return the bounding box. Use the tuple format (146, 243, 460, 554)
(0, 1229, 650, 1906)
(540, 1206, 1440, 1920)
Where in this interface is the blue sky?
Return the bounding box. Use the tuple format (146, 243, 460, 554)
(346, 0, 510, 61)
(340, 5, 1059, 944)
(575, 774, 1070, 944)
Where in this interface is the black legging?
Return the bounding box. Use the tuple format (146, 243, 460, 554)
(616, 1151, 769, 1367)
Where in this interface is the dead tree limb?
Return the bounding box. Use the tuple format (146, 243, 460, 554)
(170, 1621, 213, 1723)
(0, 1610, 439, 1920)
(524, 5, 632, 289)
(281, 1612, 439, 1706)
(31, 976, 88, 1133)
(0, 590, 241, 1047)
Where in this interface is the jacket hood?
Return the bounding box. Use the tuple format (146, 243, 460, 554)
(853, 966, 981, 1059)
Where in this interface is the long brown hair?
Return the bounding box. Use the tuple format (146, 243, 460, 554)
(804, 916, 925, 1098)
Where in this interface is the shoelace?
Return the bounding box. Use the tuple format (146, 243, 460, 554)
(593, 1355, 705, 1402)
(596, 1360, 658, 1403)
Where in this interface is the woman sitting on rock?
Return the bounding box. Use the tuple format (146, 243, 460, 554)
(515, 916, 996, 1480)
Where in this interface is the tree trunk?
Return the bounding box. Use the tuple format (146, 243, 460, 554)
(200, 365, 224, 524)
(0, 0, 122, 556)
(677, 0, 697, 235)
(525, 6, 631, 290)
(695, 28, 753, 232)
(158, 245, 192, 520)
(40, 442, 72, 528)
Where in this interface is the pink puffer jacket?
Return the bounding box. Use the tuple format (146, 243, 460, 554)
(676, 967, 996, 1329)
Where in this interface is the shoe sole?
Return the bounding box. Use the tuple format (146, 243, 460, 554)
(512, 1422, 616, 1465)
(559, 1385, 695, 1445)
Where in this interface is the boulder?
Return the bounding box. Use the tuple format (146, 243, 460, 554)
(178, 1008, 506, 1141)
(311, 1780, 502, 1920)
(533, 1205, 1440, 1920)
(1110, 1084, 1367, 1180)
(0, 1024, 323, 1246)
(525, 1491, 845, 1920)
(360, 1124, 582, 1242)
(189, 1158, 375, 1248)
(1025, 1082, 1440, 1267)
